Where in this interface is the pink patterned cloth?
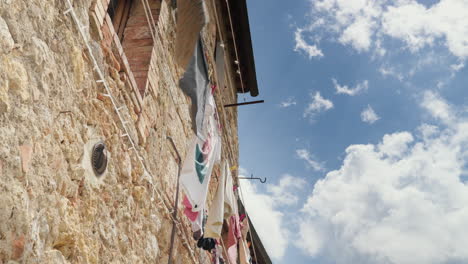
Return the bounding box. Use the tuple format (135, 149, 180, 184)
(227, 215, 241, 263)
(202, 135, 212, 160)
(182, 195, 199, 222)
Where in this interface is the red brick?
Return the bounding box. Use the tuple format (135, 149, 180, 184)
(135, 77, 148, 91)
(132, 70, 149, 79)
(122, 38, 153, 48)
(124, 26, 153, 40)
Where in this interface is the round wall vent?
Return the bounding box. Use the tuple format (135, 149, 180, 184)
(91, 142, 107, 176)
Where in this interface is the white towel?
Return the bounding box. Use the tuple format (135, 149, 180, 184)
(180, 93, 221, 211)
(204, 161, 228, 238)
(224, 163, 236, 219)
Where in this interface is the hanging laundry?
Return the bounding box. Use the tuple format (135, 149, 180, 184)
(227, 215, 241, 264)
(240, 216, 249, 239)
(215, 41, 226, 90)
(182, 195, 199, 222)
(239, 217, 251, 264)
(239, 214, 246, 222)
(191, 208, 205, 240)
(205, 161, 232, 238)
(175, 0, 208, 71)
(179, 38, 211, 136)
(239, 239, 251, 264)
(211, 244, 225, 264)
(197, 236, 216, 251)
(183, 195, 205, 240)
(223, 165, 236, 219)
(180, 92, 221, 212)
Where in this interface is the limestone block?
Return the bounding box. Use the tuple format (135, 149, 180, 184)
(29, 37, 53, 67)
(0, 82, 9, 113)
(136, 114, 149, 145)
(145, 234, 159, 261)
(4, 58, 29, 101)
(0, 16, 14, 54)
(42, 249, 67, 264)
(71, 47, 85, 85)
(132, 186, 146, 202)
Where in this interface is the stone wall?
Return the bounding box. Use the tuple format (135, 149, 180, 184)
(0, 0, 239, 263)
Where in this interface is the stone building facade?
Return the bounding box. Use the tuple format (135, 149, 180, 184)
(0, 0, 265, 263)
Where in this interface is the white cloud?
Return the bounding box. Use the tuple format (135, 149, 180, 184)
(304, 91, 334, 120)
(279, 97, 297, 108)
(239, 171, 290, 260)
(294, 28, 324, 59)
(339, 16, 374, 51)
(333, 79, 369, 96)
(382, 0, 468, 58)
(379, 66, 404, 81)
(297, 92, 468, 264)
(421, 90, 454, 124)
(312, 0, 384, 53)
(296, 149, 324, 171)
(451, 61, 465, 72)
(450, 61, 465, 80)
(304, 0, 468, 58)
(360, 105, 380, 124)
(266, 174, 307, 206)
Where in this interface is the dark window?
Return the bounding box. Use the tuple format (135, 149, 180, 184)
(107, 0, 133, 41)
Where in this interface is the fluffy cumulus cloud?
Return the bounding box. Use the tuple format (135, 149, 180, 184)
(297, 92, 468, 263)
(239, 172, 300, 260)
(294, 28, 324, 59)
(361, 105, 380, 124)
(266, 174, 307, 206)
(296, 149, 324, 171)
(333, 79, 369, 96)
(279, 96, 297, 108)
(298, 0, 468, 58)
(421, 90, 454, 124)
(382, 0, 468, 57)
(304, 91, 334, 121)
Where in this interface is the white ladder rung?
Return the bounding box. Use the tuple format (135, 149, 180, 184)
(63, 8, 72, 15)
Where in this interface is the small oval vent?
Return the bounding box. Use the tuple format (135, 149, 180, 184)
(91, 142, 107, 176)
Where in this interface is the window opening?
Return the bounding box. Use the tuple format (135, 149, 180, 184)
(107, 0, 133, 41)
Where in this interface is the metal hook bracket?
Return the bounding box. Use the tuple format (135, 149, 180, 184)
(238, 174, 267, 183)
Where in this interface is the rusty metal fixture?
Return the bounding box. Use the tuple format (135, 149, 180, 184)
(91, 142, 107, 176)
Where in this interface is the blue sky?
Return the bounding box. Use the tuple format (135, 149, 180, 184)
(237, 0, 468, 263)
